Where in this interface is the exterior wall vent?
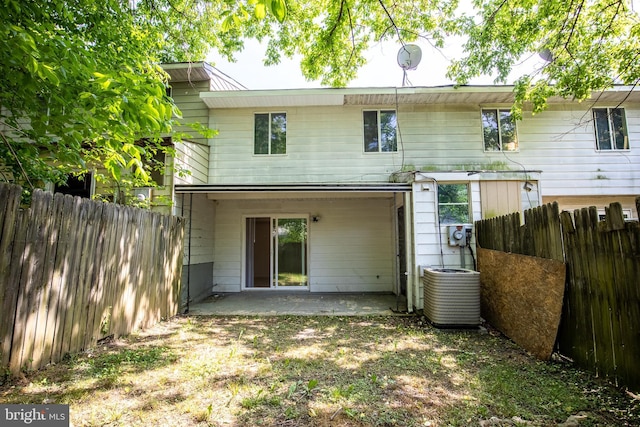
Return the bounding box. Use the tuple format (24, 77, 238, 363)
(423, 268, 481, 327)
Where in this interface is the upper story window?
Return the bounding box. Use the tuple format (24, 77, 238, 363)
(363, 110, 397, 152)
(438, 183, 470, 224)
(482, 109, 518, 152)
(593, 108, 629, 151)
(255, 113, 286, 155)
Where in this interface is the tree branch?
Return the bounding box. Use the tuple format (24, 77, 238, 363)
(0, 130, 34, 190)
(377, 0, 405, 45)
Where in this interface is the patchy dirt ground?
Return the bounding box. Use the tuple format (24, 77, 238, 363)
(1, 315, 638, 426)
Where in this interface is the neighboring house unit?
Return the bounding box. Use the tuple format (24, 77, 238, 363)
(163, 63, 640, 311)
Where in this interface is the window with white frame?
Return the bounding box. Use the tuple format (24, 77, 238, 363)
(54, 172, 93, 199)
(593, 108, 629, 151)
(481, 109, 518, 152)
(254, 112, 286, 155)
(363, 110, 397, 152)
(438, 183, 470, 224)
(598, 209, 631, 221)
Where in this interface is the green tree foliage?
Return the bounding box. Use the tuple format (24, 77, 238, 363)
(1, 0, 171, 192)
(447, 0, 640, 117)
(0, 0, 276, 195)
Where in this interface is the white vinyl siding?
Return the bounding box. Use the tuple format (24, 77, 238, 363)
(174, 193, 216, 266)
(170, 81, 211, 146)
(207, 102, 640, 197)
(212, 197, 395, 293)
(513, 104, 640, 197)
(169, 80, 211, 186)
(209, 106, 404, 184)
(173, 140, 209, 185)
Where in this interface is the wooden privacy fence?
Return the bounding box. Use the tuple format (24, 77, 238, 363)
(476, 200, 640, 391)
(0, 184, 185, 376)
(475, 202, 564, 262)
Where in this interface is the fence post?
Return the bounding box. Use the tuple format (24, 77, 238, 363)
(0, 185, 22, 370)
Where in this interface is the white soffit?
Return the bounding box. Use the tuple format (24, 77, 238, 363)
(199, 85, 640, 109)
(199, 86, 519, 109)
(200, 90, 347, 108)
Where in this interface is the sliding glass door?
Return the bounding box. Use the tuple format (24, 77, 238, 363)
(245, 216, 308, 289)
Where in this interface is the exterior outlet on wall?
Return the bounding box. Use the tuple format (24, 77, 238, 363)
(448, 225, 468, 247)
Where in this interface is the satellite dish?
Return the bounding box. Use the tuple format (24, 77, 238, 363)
(539, 48, 553, 62)
(397, 44, 422, 70)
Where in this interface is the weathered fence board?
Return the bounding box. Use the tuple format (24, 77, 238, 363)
(477, 199, 640, 391)
(0, 184, 185, 375)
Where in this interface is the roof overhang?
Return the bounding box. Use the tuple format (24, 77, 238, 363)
(174, 183, 411, 194)
(162, 62, 247, 90)
(199, 85, 640, 109)
(200, 89, 349, 109)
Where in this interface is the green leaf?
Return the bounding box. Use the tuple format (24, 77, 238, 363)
(255, 3, 266, 20)
(268, 0, 286, 23)
(38, 64, 60, 86)
(222, 15, 235, 32)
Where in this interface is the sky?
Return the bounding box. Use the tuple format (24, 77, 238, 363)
(207, 37, 549, 90)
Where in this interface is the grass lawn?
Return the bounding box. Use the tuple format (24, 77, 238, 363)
(1, 315, 638, 426)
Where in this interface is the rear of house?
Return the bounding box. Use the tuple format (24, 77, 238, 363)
(166, 65, 640, 311)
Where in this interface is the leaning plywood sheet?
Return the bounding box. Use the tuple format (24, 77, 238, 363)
(478, 248, 566, 360)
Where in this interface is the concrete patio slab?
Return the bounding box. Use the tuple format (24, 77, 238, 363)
(186, 292, 408, 316)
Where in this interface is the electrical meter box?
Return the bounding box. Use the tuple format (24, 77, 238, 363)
(448, 225, 470, 247)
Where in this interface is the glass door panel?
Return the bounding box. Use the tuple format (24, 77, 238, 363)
(245, 217, 271, 288)
(274, 218, 308, 287)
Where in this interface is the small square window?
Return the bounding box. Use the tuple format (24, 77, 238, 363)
(438, 183, 470, 224)
(255, 113, 286, 155)
(363, 110, 397, 152)
(482, 109, 518, 152)
(54, 172, 93, 199)
(593, 108, 629, 150)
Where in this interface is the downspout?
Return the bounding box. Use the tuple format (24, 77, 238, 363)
(404, 191, 414, 313)
(183, 193, 193, 314)
(187, 193, 193, 313)
(393, 192, 401, 312)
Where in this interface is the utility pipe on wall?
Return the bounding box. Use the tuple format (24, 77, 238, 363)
(393, 192, 400, 297)
(404, 191, 414, 312)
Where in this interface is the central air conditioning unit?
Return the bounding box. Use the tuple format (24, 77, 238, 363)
(423, 267, 480, 328)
